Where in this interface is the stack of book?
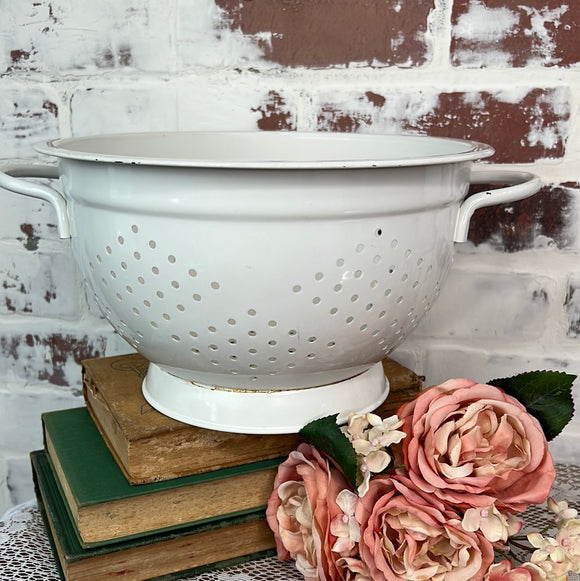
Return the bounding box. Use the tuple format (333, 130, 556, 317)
(31, 353, 422, 581)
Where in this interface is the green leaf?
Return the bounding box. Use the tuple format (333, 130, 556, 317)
(489, 371, 576, 441)
(299, 414, 358, 488)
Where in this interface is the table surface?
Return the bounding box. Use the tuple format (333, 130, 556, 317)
(2, 464, 579, 581)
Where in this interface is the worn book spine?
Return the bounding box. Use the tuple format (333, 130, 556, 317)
(82, 353, 423, 484)
(31, 450, 276, 581)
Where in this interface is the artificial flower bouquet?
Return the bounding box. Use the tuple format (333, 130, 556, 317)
(266, 371, 579, 581)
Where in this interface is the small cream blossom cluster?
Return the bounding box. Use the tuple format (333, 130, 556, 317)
(341, 412, 406, 496)
(527, 498, 580, 580)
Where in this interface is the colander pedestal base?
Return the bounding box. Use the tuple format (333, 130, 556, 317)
(141, 362, 389, 434)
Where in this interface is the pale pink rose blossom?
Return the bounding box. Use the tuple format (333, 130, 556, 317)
(484, 560, 547, 581)
(355, 474, 495, 581)
(462, 504, 523, 542)
(266, 443, 352, 581)
(396, 379, 555, 512)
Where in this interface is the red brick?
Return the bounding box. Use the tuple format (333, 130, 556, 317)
(252, 91, 296, 130)
(451, 1, 580, 68)
(466, 183, 577, 252)
(214, 0, 434, 68)
(315, 88, 570, 163)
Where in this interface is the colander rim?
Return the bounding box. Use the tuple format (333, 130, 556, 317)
(35, 131, 495, 169)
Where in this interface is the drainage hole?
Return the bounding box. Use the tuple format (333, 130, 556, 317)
(248, 330, 257, 336)
(208, 326, 217, 333)
(268, 340, 277, 346)
(177, 304, 185, 312)
(312, 296, 321, 305)
(307, 353, 316, 359)
(375, 228, 382, 237)
(193, 294, 202, 302)
(171, 280, 180, 289)
(106, 245, 112, 255)
(228, 318, 237, 325)
(131, 225, 139, 234)
(330, 307, 338, 315)
(356, 243, 365, 253)
(120, 261, 127, 270)
(211, 281, 220, 290)
(134, 251, 141, 260)
(209, 344, 218, 351)
(167, 254, 176, 264)
(163, 313, 171, 321)
(188, 269, 198, 277)
(152, 266, 159, 275)
(293, 285, 302, 293)
(171, 334, 180, 342)
(156, 290, 164, 299)
(148, 240, 156, 249)
(248, 309, 257, 316)
(117, 236, 124, 245)
(268, 320, 278, 327)
(327, 341, 336, 348)
(288, 329, 297, 336)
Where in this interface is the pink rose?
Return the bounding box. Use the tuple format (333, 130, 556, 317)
(266, 443, 352, 581)
(355, 474, 495, 581)
(485, 560, 547, 581)
(396, 379, 555, 512)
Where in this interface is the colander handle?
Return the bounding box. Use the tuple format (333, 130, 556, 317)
(0, 164, 71, 238)
(454, 170, 542, 243)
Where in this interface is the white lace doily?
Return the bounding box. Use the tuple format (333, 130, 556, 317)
(1, 466, 579, 580)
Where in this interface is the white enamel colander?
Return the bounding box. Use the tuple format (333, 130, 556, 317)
(0, 132, 541, 433)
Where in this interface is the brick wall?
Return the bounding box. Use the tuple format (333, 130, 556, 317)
(1, 0, 579, 513)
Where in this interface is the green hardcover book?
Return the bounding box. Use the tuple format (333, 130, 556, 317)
(31, 450, 277, 581)
(41, 407, 283, 547)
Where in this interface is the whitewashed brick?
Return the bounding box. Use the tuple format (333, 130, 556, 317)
(176, 80, 298, 130)
(0, 185, 61, 242)
(0, 386, 80, 454)
(414, 270, 552, 340)
(0, 1, 174, 74)
(0, 87, 60, 160)
(0, 324, 131, 387)
(5, 456, 35, 507)
(70, 84, 178, 136)
(0, 242, 83, 318)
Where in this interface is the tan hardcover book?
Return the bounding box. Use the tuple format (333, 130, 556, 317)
(82, 353, 422, 484)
